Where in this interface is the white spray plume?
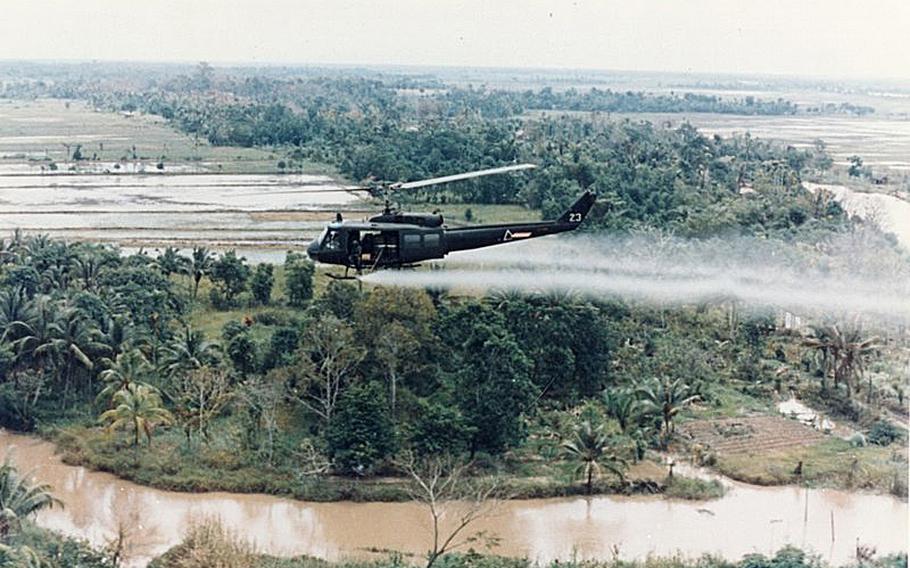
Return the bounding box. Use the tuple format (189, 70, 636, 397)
(362, 232, 910, 322)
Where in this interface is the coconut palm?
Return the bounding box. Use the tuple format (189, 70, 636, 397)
(803, 324, 880, 399)
(0, 288, 33, 340)
(637, 376, 699, 446)
(8, 296, 57, 369)
(24, 234, 51, 260)
(154, 246, 190, 278)
(70, 245, 117, 291)
(834, 327, 880, 400)
(802, 325, 837, 391)
(95, 315, 141, 361)
(97, 348, 153, 406)
(603, 388, 641, 434)
(0, 454, 62, 538)
(37, 305, 108, 400)
(100, 383, 174, 446)
(160, 325, 219, 377)
(190, 247, 214, 300)
(0, 229, 25, 264)
(561, 419, 627, 494)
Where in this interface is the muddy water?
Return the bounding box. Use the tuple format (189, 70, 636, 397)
(0, 430, 906, 567)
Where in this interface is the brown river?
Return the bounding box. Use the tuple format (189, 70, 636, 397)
(1, 430, 906, 567)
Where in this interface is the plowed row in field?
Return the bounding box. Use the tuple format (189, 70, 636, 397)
(680, 416, 826, 454)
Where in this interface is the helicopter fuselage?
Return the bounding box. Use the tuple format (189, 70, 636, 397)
(306, 190, 595, 272)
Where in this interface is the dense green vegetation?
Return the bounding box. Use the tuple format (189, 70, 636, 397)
(0, 228, 903, 502)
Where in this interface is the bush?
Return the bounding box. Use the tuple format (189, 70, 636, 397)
(867, 420, 903, 446)
(227, 332, 259, 376)
(254, 310, 296, 327)
(740, 546, 822, 568)
(847, 433, 867, 447)
(285, 253, 315, 307)
(326, 383, 397, 475)
(251, 264, 274, 306)
(210, 250, 251, 309)
(663, 475, 726, 500)
(263, 326, 300, 370)
(9, 523, 116, 568)
(222, 320, 246, 342)
(149, 517, 254, 568)
(409, 398, 473, 457)
(315, 280, 361, 320)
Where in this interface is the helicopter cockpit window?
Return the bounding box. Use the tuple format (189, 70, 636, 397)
(322, 229, 343, 251)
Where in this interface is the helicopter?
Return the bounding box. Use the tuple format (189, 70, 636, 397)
(305, 163, 596, 278)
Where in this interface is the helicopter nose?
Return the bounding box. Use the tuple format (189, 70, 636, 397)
(306, 238, 320, 261)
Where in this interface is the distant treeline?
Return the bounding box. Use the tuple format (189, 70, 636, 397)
(438, 87, 801, 118)
(2, 69, 846, 238)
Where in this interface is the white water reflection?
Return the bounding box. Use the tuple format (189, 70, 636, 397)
(0, 172, 366, 247)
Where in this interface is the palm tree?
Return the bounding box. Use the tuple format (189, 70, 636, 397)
(190, 247, 214, 300)
(0, 288, 33, 339)
(160, 325, 219, 377)
(603, 388, 640, 434)
(97, 348, 153, 406)
(0, 454, 62, 538)
(561, 419, 626, 494)
(802, 325, 836, 392)
(70, 245, 117, 291)
(834, 327, 880, 400)
(39, 305, 108, 400)
(637, 376, 699, 446)
(154, 246, 190, 278)
(8, 295, 57, 370)
(96, 315, 141, 360)
(0, 229, 25, 264)
(803, 324, 880, 399)
(100, 383, 174, 446)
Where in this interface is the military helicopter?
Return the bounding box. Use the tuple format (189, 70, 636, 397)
(305, 163, 595, 277)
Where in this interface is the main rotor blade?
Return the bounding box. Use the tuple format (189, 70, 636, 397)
(393, 163, 537, 190)
(232, 186, 373, 197)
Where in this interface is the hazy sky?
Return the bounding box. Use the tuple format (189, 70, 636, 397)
(2, 0, 908, 80)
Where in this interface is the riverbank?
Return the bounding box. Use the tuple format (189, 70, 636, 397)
(712, 437, 907, 497)
(48, 424, 713, 502)
(150, 520, 908, 568)
(12, 518, 907, 568)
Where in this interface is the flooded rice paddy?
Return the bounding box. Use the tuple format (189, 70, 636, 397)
(569, 112, 910, 173)
(0, 172, 367, 250)
(1, 429, 907, 568)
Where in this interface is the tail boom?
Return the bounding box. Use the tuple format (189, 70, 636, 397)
(444, 191, 595, 254)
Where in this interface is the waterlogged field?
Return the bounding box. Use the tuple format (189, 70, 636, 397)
(0, 99, 543, 252)
(662, 113, 910, 172)
(527, 110, 910, 174)
(0, 99, 374, 250)
(0, 98, 282, 171)
(0, 171, 370, 249)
